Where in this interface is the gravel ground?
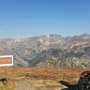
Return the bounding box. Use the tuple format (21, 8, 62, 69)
(13, 80, 64, 90)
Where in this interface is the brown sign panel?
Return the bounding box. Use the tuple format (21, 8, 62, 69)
(0, 55, 13, 66)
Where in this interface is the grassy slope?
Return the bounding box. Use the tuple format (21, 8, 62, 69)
(0, 67, 89, 90)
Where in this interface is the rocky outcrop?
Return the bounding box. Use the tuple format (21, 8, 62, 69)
(0, 33, 90, 68)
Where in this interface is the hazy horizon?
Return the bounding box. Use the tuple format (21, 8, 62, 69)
(0, 33, 89, 39)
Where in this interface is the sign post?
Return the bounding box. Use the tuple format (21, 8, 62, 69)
(0, 55, 13, 84)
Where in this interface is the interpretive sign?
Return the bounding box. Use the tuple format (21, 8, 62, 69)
(0, 55, 13, 66)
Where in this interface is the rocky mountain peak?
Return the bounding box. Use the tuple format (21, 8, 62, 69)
(0, 33, 90, 68)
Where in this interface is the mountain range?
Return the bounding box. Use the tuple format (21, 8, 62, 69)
(0, 33, 90, 68)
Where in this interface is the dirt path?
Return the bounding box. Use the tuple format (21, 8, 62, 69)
(12, 80, 65, 90)
(13, 80, 36, 90)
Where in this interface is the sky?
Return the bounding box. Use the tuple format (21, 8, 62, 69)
(0, 0, 90, 38)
